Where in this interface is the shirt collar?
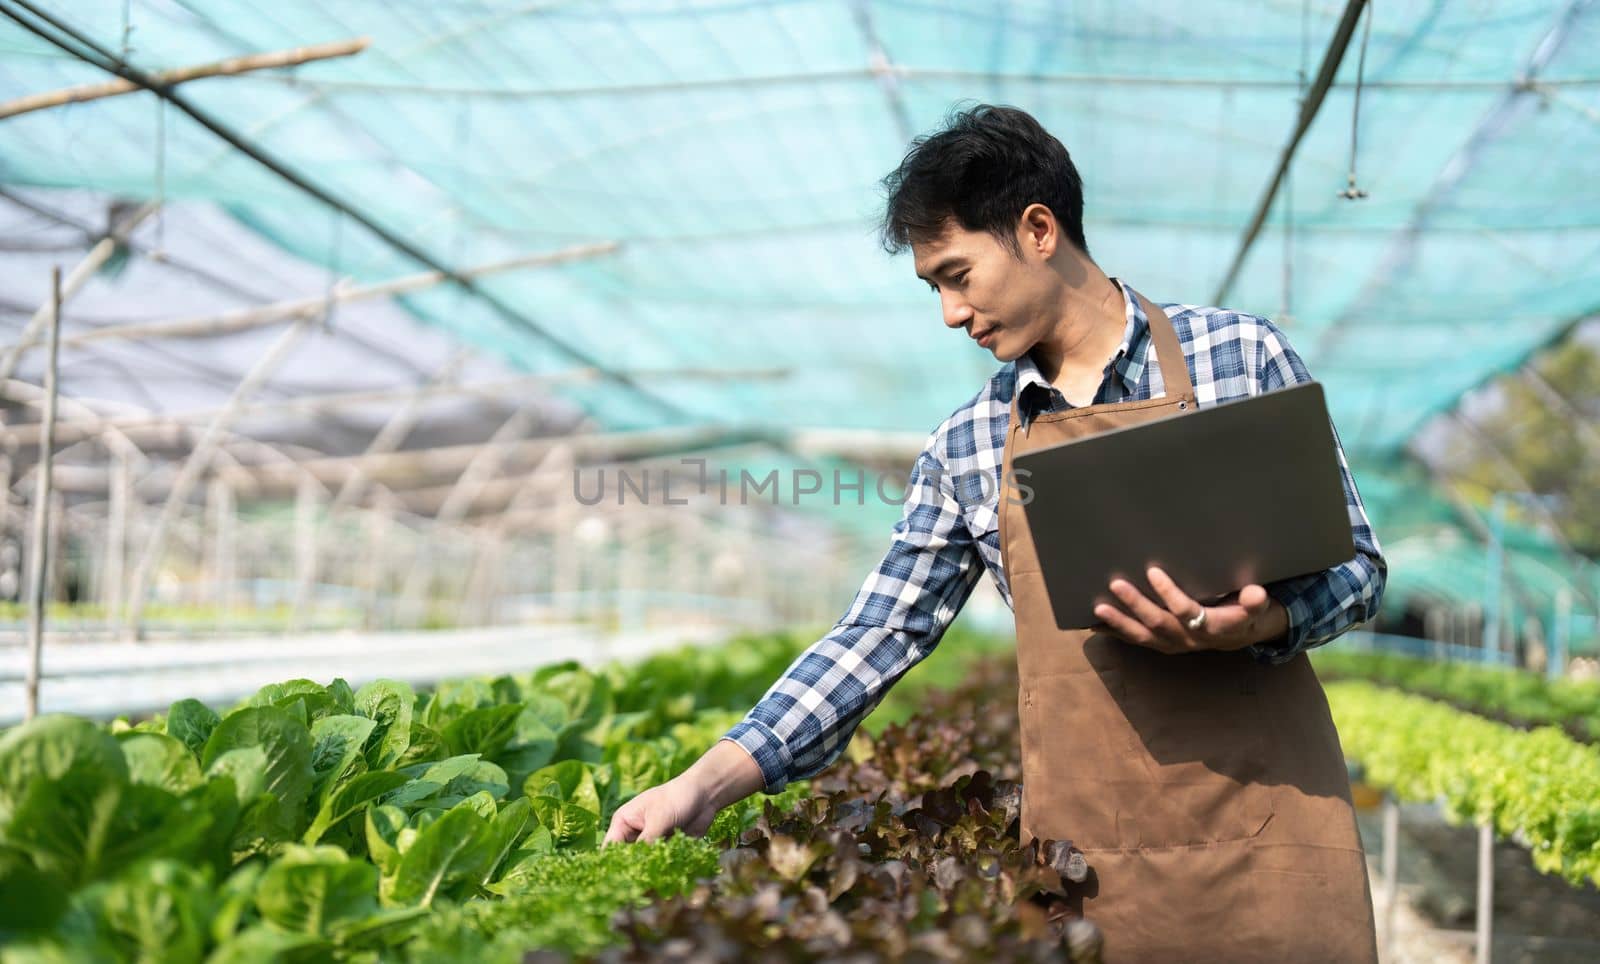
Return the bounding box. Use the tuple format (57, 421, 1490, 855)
(1013, 277, 1148, 426)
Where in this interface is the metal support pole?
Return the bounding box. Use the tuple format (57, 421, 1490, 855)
(24, 267, 64, 721)
(45, 490, 63, 604)
(1483, 493, 1506, 656)
(1380, 793, 1400, 959)
(1476, 822, 1495, 964)
(359, 496, 395, 630)
(207, 477, 235, 625)
(0, 453, 13, 603)
(1551, 588, 1572, 682)
(102, 454, 129, 623)
(290, 474, 321, 628)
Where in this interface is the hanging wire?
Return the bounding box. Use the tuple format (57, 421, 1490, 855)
(322, 211, 345, 333)
(447, 97, 472, 322)
(1282, 0, 1314, 323)
(151, 97, 167, 256)
(1339, 0, 1375, 200)
(119, 0, 133, 59)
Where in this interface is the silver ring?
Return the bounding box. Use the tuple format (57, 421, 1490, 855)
(1186, 608, 1207, 631)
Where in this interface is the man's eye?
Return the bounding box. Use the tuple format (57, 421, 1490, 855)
(953, 271, 969, 285)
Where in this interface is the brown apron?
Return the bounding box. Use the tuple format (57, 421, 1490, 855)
(999, 293, 1377, 963)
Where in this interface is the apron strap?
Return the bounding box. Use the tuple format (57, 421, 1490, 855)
(1133, 290, 1196, 401)
(1008, 286, 1197, 437)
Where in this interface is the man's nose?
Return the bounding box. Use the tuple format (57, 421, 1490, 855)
(941, 294, 973, 329)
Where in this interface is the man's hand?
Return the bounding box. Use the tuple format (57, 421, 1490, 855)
(602, 738, 765, 846)
(602, 773, 720, 845)
(1093, 566, 1288, 655)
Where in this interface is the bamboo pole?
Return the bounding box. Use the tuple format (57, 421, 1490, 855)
(330, 350, 473, 514)
(0, 202, 159, 384)
(288, 349, 473, 628)
(1476, 823, 1495, 964)
(3, 366, 786, 449)
(289, 474, 322, 628)
(216, 425, 765, 490)
(0, 38, 370, 121)
(122, 316, 315, 640)
(359, 495, 396, 630)
(392, 400, 542, 608)
(206, 476, 235, 622)
(24, 268, 63, 721)
(6, 243, 618, 356)
(1380, 793, 1400, 959)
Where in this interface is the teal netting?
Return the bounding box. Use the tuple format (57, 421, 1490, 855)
(4, 1, 1596, 445)
(2, 1, 1597, 613)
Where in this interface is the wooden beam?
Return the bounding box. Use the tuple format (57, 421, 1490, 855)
(0, 37, 370, 121)
(122, 317, 316, 639)
(3, 242, 618, 356)
(0, 366, 788, 447)
(0, 201, 159, 383)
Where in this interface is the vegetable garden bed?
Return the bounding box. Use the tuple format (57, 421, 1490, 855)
(0, 629, 1100, 962)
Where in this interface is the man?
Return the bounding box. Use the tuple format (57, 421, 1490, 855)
(604, 104, 1386, 962)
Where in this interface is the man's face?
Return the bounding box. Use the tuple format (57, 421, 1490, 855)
(911, 217, 1058, 363)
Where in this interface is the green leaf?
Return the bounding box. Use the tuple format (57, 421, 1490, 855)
(244, 679, 341, 718)
(606, 742, 667, 800)
(0, 844, 68, 938)
(117, 732, 201, 793)
(253, 844, 378, 935)
(364, 805, 409, 878)
(495, 709, 560, 789)
(325, 678, 356, 716)
(164, 700, 220, 757)
(302, 770, 408, 846)
(441, 703, 521, 759)
(523, 760, 601, 816)
(209, 862, 264, 947)
(420, 679, 496, 730)
(528, 796, 598, 851)
(307, 714, 377, 799)
(205, 746, 269, 803)
(352, 680, 415, 770)
(74, 858, 214, 964)
(385, 804, 496, 907)
(0, 715, 127, 822)
(478, 797, 533, 887)
(200, 706, 314, 840)
(205, 924, 330, 963)
(387, 755, 509, 810)
(536, 667, 613, 732)
(518, 692, 571, 732)
(394, 721, 446, 769)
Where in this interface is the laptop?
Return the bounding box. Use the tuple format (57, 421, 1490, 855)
(1012, 381, 1356, 631)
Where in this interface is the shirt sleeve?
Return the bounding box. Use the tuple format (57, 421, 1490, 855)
(1246, 318, 1388, 666)
(719, 436, 986, 794)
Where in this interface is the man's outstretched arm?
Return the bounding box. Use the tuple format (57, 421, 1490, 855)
(605, 437, 985, 842)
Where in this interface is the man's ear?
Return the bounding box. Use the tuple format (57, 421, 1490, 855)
(1019, 203, 1057, 260)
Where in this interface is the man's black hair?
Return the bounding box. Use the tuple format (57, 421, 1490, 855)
(878, 102, 1089, 261)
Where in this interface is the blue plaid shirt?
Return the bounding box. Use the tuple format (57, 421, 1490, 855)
(722, 278, 1387, 794)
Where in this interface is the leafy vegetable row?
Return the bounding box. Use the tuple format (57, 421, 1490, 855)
(1314, 648, 1600, 742)
(1326, 680, 1600, 888)
(2, 626, 1099, 962)
(0, 630, 820, 961)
